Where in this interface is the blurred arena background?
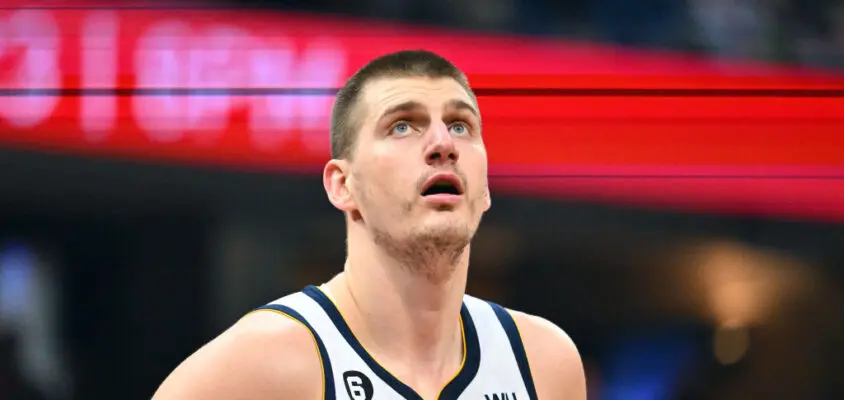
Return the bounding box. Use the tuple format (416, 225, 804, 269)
(0, 0, 843, 399)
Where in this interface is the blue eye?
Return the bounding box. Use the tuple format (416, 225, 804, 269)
(392, 122, 411, 136)
(449, 123, 469, 136)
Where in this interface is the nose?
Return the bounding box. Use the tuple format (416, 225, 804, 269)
(425, 123, 459, 166)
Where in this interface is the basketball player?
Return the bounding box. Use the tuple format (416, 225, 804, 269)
(152, 50, 586, 400)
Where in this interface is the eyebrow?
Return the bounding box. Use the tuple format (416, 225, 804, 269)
(376, 99, 479, 125)
(376, 101, 426, 125)
(445, 99, 479, 117)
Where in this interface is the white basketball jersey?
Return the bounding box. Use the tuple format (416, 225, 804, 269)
(254, 285, 538, 400)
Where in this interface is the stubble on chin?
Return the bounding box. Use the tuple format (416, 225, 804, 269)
(372, 222, 472, 284)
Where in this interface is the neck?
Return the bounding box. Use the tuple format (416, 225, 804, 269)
(325, 228, 469, 383)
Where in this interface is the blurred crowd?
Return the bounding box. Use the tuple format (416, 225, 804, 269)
(249, 0, 844, 69)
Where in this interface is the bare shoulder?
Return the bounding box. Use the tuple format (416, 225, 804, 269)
(152, 309, 324, 400)
(509, 309, 587, 400)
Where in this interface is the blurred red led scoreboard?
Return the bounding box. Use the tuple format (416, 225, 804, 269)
(1, 3, 842, 220)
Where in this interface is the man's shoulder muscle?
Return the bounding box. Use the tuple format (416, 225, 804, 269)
(152, 310, 323, 400)
(509, 309, 586, 400)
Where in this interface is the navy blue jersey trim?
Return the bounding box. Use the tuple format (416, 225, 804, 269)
(253, 304, 336, 400)
(437, 305, 481, 399)
(303, 285, 481, 400)
(489, 302, 539, 400)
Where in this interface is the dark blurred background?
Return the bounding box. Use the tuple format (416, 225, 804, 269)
(1, 0, 843, 399)
(246, 0, 844, 69)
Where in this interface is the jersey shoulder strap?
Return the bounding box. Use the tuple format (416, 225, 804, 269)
(252, 291, 338, 399)
(461, 295, 539, 400)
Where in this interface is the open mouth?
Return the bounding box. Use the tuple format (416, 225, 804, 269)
(421, 176, 464, 196)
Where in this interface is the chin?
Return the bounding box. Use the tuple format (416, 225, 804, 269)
(372, 220, 473, 280)
(420, 220, 476, 244)
(428, 212, 481, 235)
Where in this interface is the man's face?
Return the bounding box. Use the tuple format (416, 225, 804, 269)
(340, 76, 490, 249)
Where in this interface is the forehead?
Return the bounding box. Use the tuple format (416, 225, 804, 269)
(360, 76, 476, 119)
